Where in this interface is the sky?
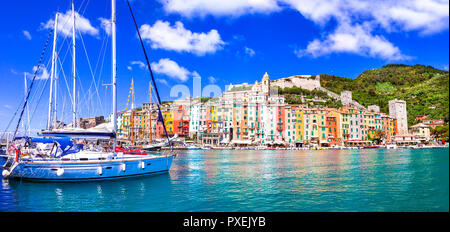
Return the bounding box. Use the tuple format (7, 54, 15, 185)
(0, 0, 448, 134)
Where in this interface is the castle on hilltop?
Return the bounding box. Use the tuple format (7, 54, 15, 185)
(227, 72, 365, 110)
(227, 72, 321, 92)
(270, 74, 321, 91)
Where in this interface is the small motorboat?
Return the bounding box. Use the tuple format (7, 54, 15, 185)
(140, 142, 165, 151)
(386, 144, 398, 149)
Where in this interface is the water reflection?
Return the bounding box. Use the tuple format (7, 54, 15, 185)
(2, 173, 172, 212)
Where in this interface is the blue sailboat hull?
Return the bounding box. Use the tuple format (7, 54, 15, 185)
(7, 155, 174, 182)
(0, 156, 6, 168)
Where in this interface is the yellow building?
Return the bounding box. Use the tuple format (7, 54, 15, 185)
(163, 111, 174, 134)
(304, 108, 321, 145)
(295, 108, 304, 145)
(364, 112, 376, 141)
(211, 105, 218, 132)
(317, 108, 328, 146)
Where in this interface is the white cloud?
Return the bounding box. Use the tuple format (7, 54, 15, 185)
(159, 0, 449, 60)
(41, 10, 99, 37)
(285, 0, 448, 60)
(127, 66, 132, 71)
(22, 30, 32, 40)
(281, 0, 449, 34)
(130, 61, 146, 69)
(139, 20, 225, 56)
(208, 76, 217, 83)
(372, 0, 449, 35)
(26, 66, 50, 80)
(151, 58, 197, 82)
(4, 104, 12, 110)
(10, 69, 19, 75)
(98, 17, 111, 36)
(157, 79, 169, 86)
(296, 23, 411, 61)
(160, 0, 281, 17)
(244, 47, 256, 57)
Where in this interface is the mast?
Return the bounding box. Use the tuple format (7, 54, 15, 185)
(47, 13, 58, 130)
(131, 78, 135, 143)
(54, 44, 58, 129)
(112, 0, 117, 147)
(87, 89, 91, 119)
(72, 2, 77, 128)
(149, 82, 152, 143)
(131, 78, 135, 110)
(24, 73, 30, 135)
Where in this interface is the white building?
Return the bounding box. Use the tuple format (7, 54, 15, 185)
(389, 99, 408, 135)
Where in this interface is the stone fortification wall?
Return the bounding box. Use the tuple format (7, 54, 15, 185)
(271, 75, 321, 91)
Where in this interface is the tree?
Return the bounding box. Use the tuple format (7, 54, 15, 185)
(368, 129, 386, 144)
(431, 125, 449, 141)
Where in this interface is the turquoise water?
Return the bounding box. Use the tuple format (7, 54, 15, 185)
(0, 148, 448, 212)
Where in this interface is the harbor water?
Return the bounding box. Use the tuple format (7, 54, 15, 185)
(0, 148, 448, 212)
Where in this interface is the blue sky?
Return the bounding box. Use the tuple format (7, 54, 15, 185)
(0, 0, 448, 134)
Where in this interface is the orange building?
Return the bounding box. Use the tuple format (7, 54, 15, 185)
(173, 105, 190, 137)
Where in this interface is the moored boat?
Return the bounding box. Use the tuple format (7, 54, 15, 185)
(2, 140, 173, 181)
(2, 0, 175, 181)
(386, 144, 398, 149)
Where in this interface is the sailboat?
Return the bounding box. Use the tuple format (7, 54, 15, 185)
(2, 0, 175, 181)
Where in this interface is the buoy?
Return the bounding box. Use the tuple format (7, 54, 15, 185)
(56, 168, 64, 176)
(121, 163, 126, 172)
(97, 167, 103, 175)
(2, 170, 10, 177)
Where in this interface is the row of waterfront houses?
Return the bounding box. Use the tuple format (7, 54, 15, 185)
(109, 73, 416, 147)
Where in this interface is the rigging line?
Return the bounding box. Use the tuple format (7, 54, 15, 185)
(78, 0, 90, 17)
(75, 68, 90, 118)
(77, 29, 104, 114)
(90, 34, 107, 99)
(54, 37, 71, 73)
(92, 20, 108, 78)
(126, 0, 170, 144)
(1, 98, 25, 138)
(19, 42, 53, 133)
(61, 94, 66, 124)
(57, 56, 75, 109)
(28, 72, 51, 128)
(28, 50, 53, 111)
(12, 28, 53, 140)
(92, 32, 109, 117)
(25, 42, 52, 108)
(96, 34, 109, 116)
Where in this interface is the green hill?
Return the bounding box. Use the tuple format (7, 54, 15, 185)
(320, 64, 449, 126)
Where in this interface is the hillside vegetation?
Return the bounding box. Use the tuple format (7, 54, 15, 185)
(278, 86, 343, 108)
(320, 64, 449, 125)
